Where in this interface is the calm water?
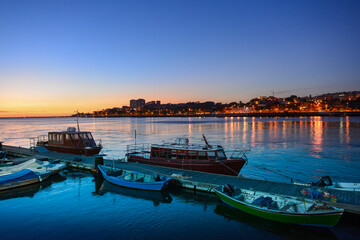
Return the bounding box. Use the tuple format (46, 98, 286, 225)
(1, 117, 360, 239)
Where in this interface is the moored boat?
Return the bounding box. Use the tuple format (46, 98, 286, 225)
(0, 169, 39, 191)
(3, 158, 67, 181)
(97, 165, 171, 191)
(214, 185, 343, 228)
(0, 158, 66, 191)
(126, 135, 249, 176)
(34, 127, 102, 156)
(310, 176, 360, 192)
(326, 182, 360, 191)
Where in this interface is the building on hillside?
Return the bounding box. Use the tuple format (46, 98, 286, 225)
(130, 99, 146, 110)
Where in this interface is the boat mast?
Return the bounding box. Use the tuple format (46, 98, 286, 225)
(202, 134, 211, 148)
(76, 109, 80, 132)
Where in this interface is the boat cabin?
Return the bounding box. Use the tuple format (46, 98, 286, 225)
(47, 130, 97, 148)
(127, 136, 249, 176)
(150, 145, 227, 161)
(36, 127, 102, 156)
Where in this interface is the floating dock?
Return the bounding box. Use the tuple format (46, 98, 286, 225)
(3, 144, 360, 214)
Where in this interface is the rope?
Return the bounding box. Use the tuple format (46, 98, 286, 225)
(218, 160, 241, 176)
(249, 163, 306, 183)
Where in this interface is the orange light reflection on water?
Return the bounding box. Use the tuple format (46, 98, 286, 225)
(311, 117, 323, 157)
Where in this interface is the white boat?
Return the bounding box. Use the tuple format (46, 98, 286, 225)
(0, 158, 66, 181)
(326, 182, 360, 192)
(303, 176, 360, 192)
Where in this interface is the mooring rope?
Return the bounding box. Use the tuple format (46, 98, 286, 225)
(218, 160, 241, 176)
(249, 163, 306, 183)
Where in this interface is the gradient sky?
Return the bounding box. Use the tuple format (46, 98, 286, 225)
(1, 0, 360, 117)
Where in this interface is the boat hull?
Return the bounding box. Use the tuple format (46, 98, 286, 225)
(127, 155, 246, 176)
(0, 169, 39, 191)
(214, 189, 343, 228)
(40, 145, 101, 156)
(98, 165, 169, 191)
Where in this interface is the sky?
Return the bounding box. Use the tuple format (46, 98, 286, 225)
(0, 0, 359, 117)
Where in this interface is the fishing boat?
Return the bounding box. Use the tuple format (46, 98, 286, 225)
(0, 158, 66, 191)
(126, 135, 249, 176)
(214, 185, 343, 228)
(97, 165, 171, 191)
(34, 127, 102, 156)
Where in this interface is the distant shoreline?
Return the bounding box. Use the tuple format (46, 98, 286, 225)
(1, 111, 360, 119)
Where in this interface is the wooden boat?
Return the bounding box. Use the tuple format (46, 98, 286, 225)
(97, 165, 171, 191)
(3, 158, 67, 180)
(214, 185, 343, 228)
(126, 135, 249, 176)
(0, 169, 39, 191)
(35, 127, 102, 156)
(0, 158, 66, 191)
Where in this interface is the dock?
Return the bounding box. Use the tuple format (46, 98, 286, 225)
(3, 144, 360, 214)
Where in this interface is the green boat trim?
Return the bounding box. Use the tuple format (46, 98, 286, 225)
(214, 186, 343, 228)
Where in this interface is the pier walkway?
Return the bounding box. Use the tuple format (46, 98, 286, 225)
(3, 145, 360, 214)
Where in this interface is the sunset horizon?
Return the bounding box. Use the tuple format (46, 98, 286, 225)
(1, 0, 359, 117)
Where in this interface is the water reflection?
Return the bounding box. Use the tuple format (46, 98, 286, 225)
(0, 174, 66, 201)
(311, 117, 323, 157)
(346, 116, 350, 144)
(95, 180, 172, 206)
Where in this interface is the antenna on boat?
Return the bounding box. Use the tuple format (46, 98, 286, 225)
(202, 134, 211, 148)
(76, 109, 80, 132)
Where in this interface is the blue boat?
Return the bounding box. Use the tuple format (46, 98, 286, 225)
(97, 165, 171, 191)
(0, 169, 39, 191)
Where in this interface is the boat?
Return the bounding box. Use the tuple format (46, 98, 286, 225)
(126, 135, 249, 176)
(294, 176, 360, 192)
(34, 127, 102, 156)
(97, 165, 171, 191)
(0, 158, 66, 191)
(214, 184, 343, 228)
(2, 158, 67, 180)
(310, 176, 360, 192)
(0, 169, 40, 191)
(326, 182, 360, 191)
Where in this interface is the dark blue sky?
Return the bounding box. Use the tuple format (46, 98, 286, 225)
(0, 0, 359, 116)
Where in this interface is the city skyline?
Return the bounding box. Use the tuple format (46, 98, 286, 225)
(1, 0, 360, 117)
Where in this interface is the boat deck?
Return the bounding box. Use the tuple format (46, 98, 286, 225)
(3, 144, 360, 214)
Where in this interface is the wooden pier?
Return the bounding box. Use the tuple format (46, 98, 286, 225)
(3, 144, 360, 214)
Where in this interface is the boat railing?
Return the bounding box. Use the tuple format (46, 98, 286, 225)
(229, 148, 251, 160)
(126, 143, 151, 154)
(30, 135, 48, 151)
(30, 138, 36, 150)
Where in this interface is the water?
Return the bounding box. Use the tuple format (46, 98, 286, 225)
(1, 117, 360, 239)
